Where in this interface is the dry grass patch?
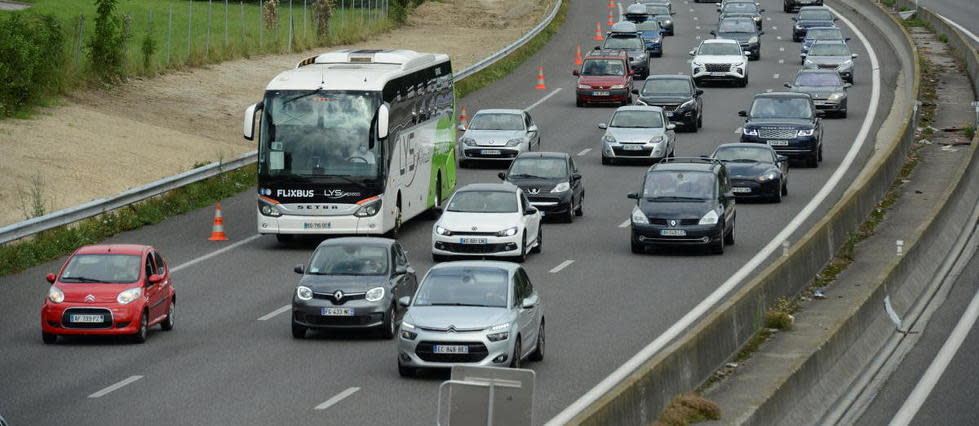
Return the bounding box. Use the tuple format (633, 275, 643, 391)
(652, 393, 721, 426)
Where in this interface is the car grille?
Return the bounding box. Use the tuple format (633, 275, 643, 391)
(464, 149, 518, 159)
(61, 308, 113, 329)
(436, 242, 514, 254)
(758, 128, 799, 139)
(817, 63, 839, 69)
(449, 231, 497, 236)
(312, 292, 365, 305)
(649, 218, 700, 226)
(705, 63, 730, 72)
(416, 341, 490, 363)
(656, 104, 679, 112)
(612, 146, 653, 156)
(301, 313, 382, 326)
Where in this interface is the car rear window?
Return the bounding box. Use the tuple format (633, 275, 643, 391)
(414, 267, 509, 308)
(61, 254, 141, 283)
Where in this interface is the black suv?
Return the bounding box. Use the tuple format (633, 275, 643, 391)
(627, 158, 736, 254)
(712, 17, 764, 60)
(739, 92, 824, 167)
(792, 7, 837, 41)
(784, 0, 823, 13)
(600, 22, 650, 79)
(499, 152, 584, 223)
(633, 75, 704, 132)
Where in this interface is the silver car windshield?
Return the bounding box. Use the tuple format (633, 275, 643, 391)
(799, 10, 833, 20)
(414, 268, 509, 308)
(806, 28, 843, 40)
(60, 254, 141, 284)
(611, 110, 664, 128)
(509, 158, 568, 179)
(308, 245, 389, 275)
(698, 43, 741, 56)
(714, 147, 774, 163)
(750, 98, 813, 119)
(468, 113, 525, 131)
(643, 171, 714, 200)
(447, 191, 518, 213)
(809, 44, 849, 56)
(723, 3, 759, 13)
(795, 72, 843, 86)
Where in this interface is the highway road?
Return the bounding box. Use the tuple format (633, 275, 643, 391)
(916, 0, 979, 45)
(0, 0, 901, 424)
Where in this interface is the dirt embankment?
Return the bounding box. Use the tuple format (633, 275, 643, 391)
(0, 0, 549, 227)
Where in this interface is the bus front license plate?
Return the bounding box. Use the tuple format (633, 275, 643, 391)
(303, 222, 331, 230)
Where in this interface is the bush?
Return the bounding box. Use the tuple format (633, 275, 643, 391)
(88, 0, 131, 81)
(0, 13, 66, 117)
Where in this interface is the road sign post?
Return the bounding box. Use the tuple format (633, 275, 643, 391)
(437, 365, 535, 426)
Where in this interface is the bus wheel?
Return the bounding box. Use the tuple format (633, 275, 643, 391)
(390, 203, 403, 239)
(428, 175, 443, 220)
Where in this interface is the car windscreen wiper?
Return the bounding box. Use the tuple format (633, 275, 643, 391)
(59, 276, 105, 283)
(727, 159, 759, 163)
(428, 302, 494, 307)
(508, 173, 543, 178)
(646, 196, 708, 201)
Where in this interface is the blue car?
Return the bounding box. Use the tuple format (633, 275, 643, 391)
(636, 20, 664, 57)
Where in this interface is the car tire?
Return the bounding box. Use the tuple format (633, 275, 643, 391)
(531, 228, 543, 253)
(292, 321, 307, 339)
(725, 222, 736, 245)
(687, 118, 698, 132)
(509, 337, 523, 369)
(398, 363, 416, 378)
(528, 320, 545, 362)
(575, 193, 584, 216)
(576, 99, 584, 108)
(42, 332, 57, 344)
(276, 234, 294, 244)
(739, 77, 748, 87)
(133, 311, 148, 344)
(564, 201, 575, 223)
(631, 235, 644, 254)
(807, 152, 819, 168)
(160, 299, 175, 331)
(840, 109, 848, 118)
(388, 204, 403, 239)
(602, 156, 614, 165)
(782, 181, 789, 196)
(514, 233, 528, 263)
(459, 159, 469, 168)
(818, 145, 823, 162)
(380, 306, 397, 340)
(698, 113, 703, 128)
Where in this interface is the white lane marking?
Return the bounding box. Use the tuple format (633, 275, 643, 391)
(315, 387, 360, 410)
(772, 26, 777, 30)
(767, 17, 772, 21)
(696, 25, 701, 30)
(689, 8, 694, 12)
(935, 12, 979, 44)
(766, 88, 773, 93)
(89, 376, 143, 398)
(773, 73, 780, 79)
(257, 304, 291, 321)
(525, 88, 562, 111)
(171, 234, 262, 273)
(890, 288, 979, 426)
(549, 260, 575, 274)
(546, 5, 882, 424)
(677, 71, 684, 75)
(779, 46, 785, 52)
(734, 127, 742, 134)
(693, 16, 699, 20)
(696, 35, 702, 40)
(577, 148, 592, 156)
(779, 59, 785, 64)
(618, 219, 630, 228)
(777, 36, 783, 40)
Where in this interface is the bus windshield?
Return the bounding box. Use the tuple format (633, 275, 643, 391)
(259, 90, 382, 181)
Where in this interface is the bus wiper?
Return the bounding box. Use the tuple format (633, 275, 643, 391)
(281, 89, 322, 106)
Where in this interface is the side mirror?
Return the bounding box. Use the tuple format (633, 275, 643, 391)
(598, 123, 608, 129)
(572, 69, 580, 76)
(46, 273, 56, 284)
(784, 82, 793, 89)
(398, 296, 411, 307)
(844, 83, 852, 89)
(777, 155, 789, 162)
(294, 264, 305, 274)
(377, 103, 390, 140)
(801, 53, 808, 57)
(243, 102, 262, 141)
(833, 17, 839, 21)
(528, 125, 539, 133)
(815, 110, 826, 118)
(688, 50, 696, 56)
(521, 295, 538, 309)
(594, 45, 601, 51)
(632, 89, 640, 95)
(627, 192, 640, 199)
(695, 89, 704, 96)
(709, 30, 716, 36)
(851, 53, 859, 58)
(759, 30, 765, 35)
(498, 171, 507, 180)
(457, 124, 467, 131)
(738, 110, 747, 117)
(432, 206, 443, 216)
(791, 17, 797, 21)
(571, 172, 582, 181)
(666, 123, 676, 130)
(845, 37, 851, 41)
(148, 274, 163, 284)
(722, 192, 735, 201)
(759, 8, 766, 13)
(629, 70, 636, 75)
(525, 207, 538, 216)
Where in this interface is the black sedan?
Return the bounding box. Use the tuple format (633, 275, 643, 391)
(291, 237, 418, 339)
(712, 17, 764, 60)
(634, 75, 704, 132)
(711, 143, 788, 202)
(499, 152, 584, 223)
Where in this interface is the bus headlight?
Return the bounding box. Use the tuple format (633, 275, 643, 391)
(354, 199, 382, 217)
(258, 200, 282, 217)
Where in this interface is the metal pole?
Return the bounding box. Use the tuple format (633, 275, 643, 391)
(167, 6, 173, 65)
(188, 0, 193, 59)
(288, 0, 293, 51)
(224, 0, 229, 47)
(303, 0, 307, 38)
(75, 14, 85, 66)
(240, 1, 244, 49)
(360, 0, 364, 27)
(206, 0, 212, 57)
(487, 382, 495, 426)
(259, 0, 263, 49)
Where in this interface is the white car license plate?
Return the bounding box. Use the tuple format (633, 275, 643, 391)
(622, 144, 644, 151)
(732, 187, 752, 193)
(661, 229, 687, 236)
(321, 307, 354, 316)
(71, 314, 103, 323)
(481, 149, 501, 155)
(459, 238, 488, 244)
(711, 72, 727, 77)
(433, 345, 469, 354)
(767, 140, 790, 146)
(303, 222, 331, 230)
(593, 91, 610, 96)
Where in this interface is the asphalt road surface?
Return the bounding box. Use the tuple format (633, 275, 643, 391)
(916, 0, 979, 45)
(0, 0, 901, 424)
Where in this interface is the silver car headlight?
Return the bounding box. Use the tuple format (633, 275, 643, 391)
(743, 127, 759, 136)
(699, 210, 719, 225)
(48, 286, 64, 304)
(353, 198, 381, 217)
(365, 287, 385, 302)
(551, 182, 571, 193)
(795, 24, 803, 30)
(757, 170, 779, 182)
(803, 59, 816, 68)
(435, 225, 451, 236)
(603, 134, 616, 143)
(400, 322, 417, 340)
(753, 16, 761, 22)
(838, 60, 853, 70)
(496, 226, 519, 237)
(692, 60, 703, 67)
(486, 322, 511, 342)
(798, 128, 815, 137)
(631, 206, 649, 224)
(506, 138, 525, 147)
(664, 19, 672, 25)
(650, 135, 665, 143)
(578, 84, 592, 89)
(460, 137, 476, 146)
(748, 36, 759, 44)
(117, 287, 142, 304)
(296, 285, 313, 301)
(651, 37, 662, 43)
(828, 93, 846, 102)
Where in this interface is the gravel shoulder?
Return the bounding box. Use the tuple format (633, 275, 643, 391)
(0, 0, 548, 227)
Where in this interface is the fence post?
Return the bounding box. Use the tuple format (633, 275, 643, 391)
(75, 14, 85, 66)
(288, 0, 293, 52)
(303, 0, 307, 39)
(206, 0, 212, 57)
(167, 6, 173, 65)
(240, 1, 244, 52)
(259, 0, 263, 49)
(360, 0, 364, 27)
(188, 0, 193, 60)
(224, 0, 229, 48)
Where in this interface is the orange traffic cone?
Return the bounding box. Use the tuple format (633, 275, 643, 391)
(208, 203, 228, 241)
(608, 11, 615, 27)
(608, 0, 615, 9)
(459, 106, 468, 129)
(535, 66, 547, 90)
(574, 45, 583, 66)
(594, 22, 604, 41)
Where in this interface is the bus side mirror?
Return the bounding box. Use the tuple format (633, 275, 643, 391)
(243, 101, 263, 141)
(377, 103, 390, 140)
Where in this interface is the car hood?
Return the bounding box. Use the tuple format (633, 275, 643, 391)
(298, 274, 389, 292)
(723, 162, 777, 178)
(438, 212, 522, 233)
(463, 129, 525, 146)
(578, 75, 628, 86)
(57, 283, 139, 304)
(693, 54, 745, 64)
(507, 177, 563, 193)
(806, 55, 849, 65)
(405, 306, 511, 331)
(607, 126, 666, 143)
(638, 94, 692, 105)
(791, 86, 844, 99)
(638, 200, 714, 219)
(745, 118, 815, 128)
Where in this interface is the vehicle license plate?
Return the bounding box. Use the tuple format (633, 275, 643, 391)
(661, 229, 687, 236)
(593, 91, 610, 96)
(711, 72, 727, 77)
(434, 345, 469, 354)
(71, 314, 103, 323)
(767, 140, 790, 146)
(303, 222, 331, 230)
(459, 238, 488, 245)
(622, 144, 644, 151)
(732, 187, 752, 193)
(481, 150, 501, 155)
(321, 307, 354, 316)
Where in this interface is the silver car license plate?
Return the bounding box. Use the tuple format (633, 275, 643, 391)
(70, 314, 103, 323)
(593, 91, 610, 96)
(433, 345, 469, 354)
(481, 150, 501, 155)
(661, 229, 687, 236)
(459, 238, 488, 244)
(321, 307, 354, 316)
(767, 140, 789, 146)
(622, 144, 644, 151)
(732, 187, 752, 193)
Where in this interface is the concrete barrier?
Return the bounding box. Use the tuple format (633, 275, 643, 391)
(562, 0, 921, 423)
(894, 0, 979, 99)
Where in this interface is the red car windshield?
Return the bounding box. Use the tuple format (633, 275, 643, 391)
(60, 254, 141, 283)
(580, 59, 626, 76)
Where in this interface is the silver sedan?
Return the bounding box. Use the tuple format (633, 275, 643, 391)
(458, 109, 541, 167)
(396, 261, 544, 377)
(600, 105, 677, 165)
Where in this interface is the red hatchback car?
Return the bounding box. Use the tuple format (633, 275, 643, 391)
(41, 244, 175, 344)
(573, 49, 634, 107)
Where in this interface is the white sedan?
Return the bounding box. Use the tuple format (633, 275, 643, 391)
(431, 183, 542, 263)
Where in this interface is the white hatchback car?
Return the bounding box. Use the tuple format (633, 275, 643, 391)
(432, 183, 542, 263)
(689, 39, 749, 87)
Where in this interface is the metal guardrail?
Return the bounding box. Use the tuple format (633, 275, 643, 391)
(0, 0, 563, 246)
